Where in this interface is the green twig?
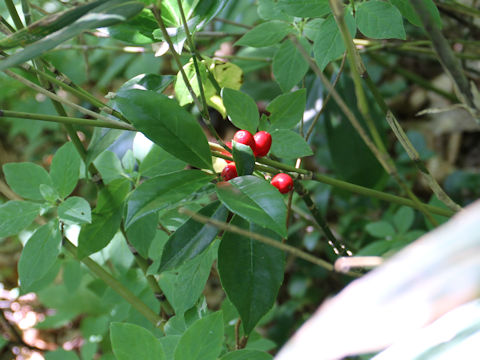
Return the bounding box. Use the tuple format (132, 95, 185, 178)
(63, 239, 165, 331)
(0, 110, 135, 131)
(214, 17, 252, 29)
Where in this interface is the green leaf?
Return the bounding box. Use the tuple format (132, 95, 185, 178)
(216, 175, 287, 237)
(159, 243, 217, 315)
(18, 220, 62, 292)
(115, 89, 212, 170)
(0, 201, 41, 238)
(63, 259, 82, 293)
(58, 197, 92, 225)
(393, 206, 414, 233)
(126, 213, 158, 258)
(218, 216, 284, 334)
(45, 349, 80, 360)
(118, 73, 175, 95)
(139, 144, 186, 178)
(232, 142, 255, 177)
(108, 8, 158, 44)
(126, 170, 214, 228)
(356, 0, 406, 40)
(50, 142, 81, 198)
(258, 0, 293, 21)
(222, 88, 259, 133)
(174, 312, 224, 360)
(267, 89, 306, 130)
(221, 350, 273, 360)
(390, 0, 442, 28)
(303, 18, 325, 41)
(110, 322, 165, 360)
(93, 150, 125, 184)
(277, 0, 331, 18)
(0, 0, 144, 71)
(235, 21, 294, 48)
(357, 239, 392, 256)
(39, 184, 60, 203)
(159, 201, 227, 272)
(122, 150, 136, 173)
(313, 12, 356, 71)
(270, 129, 313, 159)
(273, 38, 310, 92)
(365, 221, 396, 238)
(3, 162, 52, 201)
(78, 179, 130, 258)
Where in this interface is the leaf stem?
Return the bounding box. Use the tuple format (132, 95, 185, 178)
(63, 239, 165, 331)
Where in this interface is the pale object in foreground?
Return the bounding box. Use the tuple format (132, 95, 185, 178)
(275, 200, 480, 360)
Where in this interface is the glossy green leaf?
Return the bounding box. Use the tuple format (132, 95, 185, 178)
(93, 151, 125, 184)
(390, 0, 442, 28)
(108, 8, 158, 44)
(18, 220, 62, 292)
(126, 212, 158, 258)
(0, 0, 144, 71)
(235, 21, 294, 48)
(45, 349, 80, 360)
(3, 162, 52, 201)
(117, 73, 175, 95)
(58, 197, 92, 225)
(221, 350, 273, 360)
(366, 221, 396, 238)
(222, 88, 259, 133)
(159, 201, 227, 272)
(216, 176, 287, 237)
(277, 0, 331, 18)
(78, 179, 130, 258)
(159, 243, 217, 315)
(139, 144, 186, 178)
(110, 322, 165, 360)
(115, 89, 212, 170)
(0, 0, 110, 50)
(126, 170, 214, 228)
(0, 201, 41, 238)
(218, 216, 285, 334)
(273, 38, 310, 92)
(174, 312, 224, 360)
(356, 0, 406, 40)
(267, 89, 306, 130)
(313, 12, 356, 71)
(39, 184, 59, 203)
(394, 206, 414, 234)
(50, 142, 81, 198)
(232, 142, 255, 177)
(270, 129, 313, 159)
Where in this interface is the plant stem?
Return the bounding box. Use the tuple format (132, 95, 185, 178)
(179, 207, 361, 277)
(5, 0, 24, 30)
(63, 239, 165, 331)
(214, 17, 252, 29)
(0, 110, 135, 131)
(20, 0, 31, 25)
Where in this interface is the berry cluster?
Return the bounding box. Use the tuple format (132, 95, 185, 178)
(220, 130, 293, 194)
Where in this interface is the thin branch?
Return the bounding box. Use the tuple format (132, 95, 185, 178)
(214, 17, 252, 29)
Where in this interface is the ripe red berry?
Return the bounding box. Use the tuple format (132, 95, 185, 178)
(271, 173, 293, 194)
(221, 163, 237, 181)
(233, 130, 256, 153)
(253, 131, 272, 157)
(220, 141, 233, 163)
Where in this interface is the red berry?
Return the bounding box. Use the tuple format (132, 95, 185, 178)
(220, 141, 233, 163)
(221, 163, 238, 181)
(271, 173, 293, 194)
(233, 130, 256, 153)
(253, 131, 272, 157)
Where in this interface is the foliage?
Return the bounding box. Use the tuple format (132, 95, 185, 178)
(0, 0, 477, 358)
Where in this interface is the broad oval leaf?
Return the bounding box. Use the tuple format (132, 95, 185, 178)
(126, 212, 158, 258)
(218, 216, 285, 334)
(221, 349, 273, 360)
(174, 312, 224, 360)
(232, 141, 255, 177)
(3, 162, 52, 201)
(126, 170, 214, 228)
(0, 201, 41, 238)
(277, 0, 331, 18)
(18, 220, 62, 292)
(115, 89, 212, 170)
(58, 197, 92, 225)
(390, 0, 442, 28)
(235, 21, 294, 48)
(50, 142, 81, 199)
(270, 129, 313, 159)
(356, 0, 406, 40)
(159, 201, 227, 272)
(216, 175, 287, 237)
(110, 322, 165, 360)
(267, 89, 306, 130)
(273, 38, 310, 92)
(222, 88, 259, 133)
(394, 206, 415, 234)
